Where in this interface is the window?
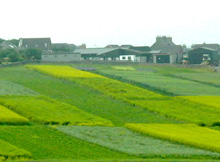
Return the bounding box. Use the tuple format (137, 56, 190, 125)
(45, 43, 48, 47)
(25, 44, 28, 48)
(35, 44, 38, 47)
(122, 56, 126, 59)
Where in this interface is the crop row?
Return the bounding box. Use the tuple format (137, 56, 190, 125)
(125, 124, 220, 153)
(0, 138, 31, 160)
(0, 80, 38, 96)
(57, 126, 219, 158)
(0, 95, 113, 126)
(26, 65, 220, 125)
(0, 105, 28, 125)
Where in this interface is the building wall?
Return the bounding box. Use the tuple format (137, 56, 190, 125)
(119, 55, 136, 62)
(42, 53, 81, 62)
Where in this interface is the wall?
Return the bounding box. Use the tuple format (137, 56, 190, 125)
(42, 53, 81, 62)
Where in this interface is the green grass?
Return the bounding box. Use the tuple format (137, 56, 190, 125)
(0, 66, 179, 126)
(97, 69, 220, 96)
(0, 105, 28, 125)
(0, 126, 135, 160)
(6, 160, 220, 162)
(0, 138, 31, 159)
(174, 73, 220, 86)
(57, 126, 219, 158)
(126, 124, 220, 153)
(0, 80, 38, 96)
(0, 95, 113, 126)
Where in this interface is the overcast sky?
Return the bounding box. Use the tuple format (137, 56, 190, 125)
(1, 0, 220, 47)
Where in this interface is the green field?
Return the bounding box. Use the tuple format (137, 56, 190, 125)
(0, 95, 112, 126)
(0, 64, 220, 162)
(0, 66, 178, 126)
(0, 80, 38, 96)
(97, 69, 220, 96)
(0, 126, 134, 160)
(0, 138, 31, 160)
(26, 65, 220, 125)
(57, 126, 219, 158)
(0, 105, 28, 125)
(126, 124, 220, 153)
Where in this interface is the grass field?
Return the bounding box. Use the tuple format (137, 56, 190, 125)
(57, 126, 219, 158)
(0, 66, 179, 126)
(0, 105, 28, 125)
(126, 124, 220, 153)
(0, 95, 113, 126)
(0, 126, 135, 160)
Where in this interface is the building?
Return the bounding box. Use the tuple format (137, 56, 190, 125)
(192, 43, 220, 53)
(52, 43, 76, 52)
(188, 47, 219, 65)
(151, 36, 183, 63)
(42, 52, 81, 62)
(18, 38, 52, 51)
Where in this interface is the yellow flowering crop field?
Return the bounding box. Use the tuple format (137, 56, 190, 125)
(0, 96, 113, 126)
(179, 96, 220, 110)
(25, 65, 104, 78)
(0, 105, 28, 125)
(126, 124, 220, 153)
(26, 65, 220, 125)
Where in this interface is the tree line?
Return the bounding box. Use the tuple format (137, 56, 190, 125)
(0, 39, 42, 64)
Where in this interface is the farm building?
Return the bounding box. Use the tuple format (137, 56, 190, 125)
(188, 47, 219, 65)
(74, 47, 153, 63)
(192, 43, 220, 54)
(18, 38, 52, 51)
(151, 36, 183, 63)
(42, 52, 81, 62)
(52, 43, 77, 52)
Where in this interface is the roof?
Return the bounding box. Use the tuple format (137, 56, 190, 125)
(74, 48, 118, 55)
(105, 45, 120, 48)
(129, 46, 151, 52)
(19, 38, 52, 50)
(0, 41, 17, 49)
(191, 43, 220, 51)
(189, 47, 218, 53)
(151, 44, 183, 54)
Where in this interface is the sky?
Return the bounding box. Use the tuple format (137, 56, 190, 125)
(1, 0, 220, 47)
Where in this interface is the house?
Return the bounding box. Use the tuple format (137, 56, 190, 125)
(0, 41, 17, 49)
(151, 36, 183, 63)
(188, 47, 219, 65)
(18, 38, 52, 51)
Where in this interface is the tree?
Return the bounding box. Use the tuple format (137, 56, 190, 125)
(25, 48, 42, 60)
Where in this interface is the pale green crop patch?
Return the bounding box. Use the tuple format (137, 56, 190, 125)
(0, 80, 38, 96)
(57, 126, 219, 158)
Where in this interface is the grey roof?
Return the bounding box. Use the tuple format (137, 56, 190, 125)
(191, 43, 220, 51)
(0, 41, 17, 49)
(189, 47, 218, 52)
(74, 48, 118, 55)
(19, 38, 52, 50)
(151, 36, 183, 54)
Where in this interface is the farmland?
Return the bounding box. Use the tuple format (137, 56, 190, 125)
(0, 105, 28, 125)
(0, 63, 220, 162)
(57, 126, 219, 158)
(0, 95, 113, 126)
(27, 65, 220, 125)
(125, 124, 220, 153)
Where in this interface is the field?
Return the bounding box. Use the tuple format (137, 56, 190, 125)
(26, 65, 220, 125)
(57, 126, 219, 158)
(0, 105, 28, 125)
(0, 66, 178, 126)
(126, 124, 220, 153)
(0, 63, 220, 162)
(0, 138, 31, 160)
(0, 95, 112, 126)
